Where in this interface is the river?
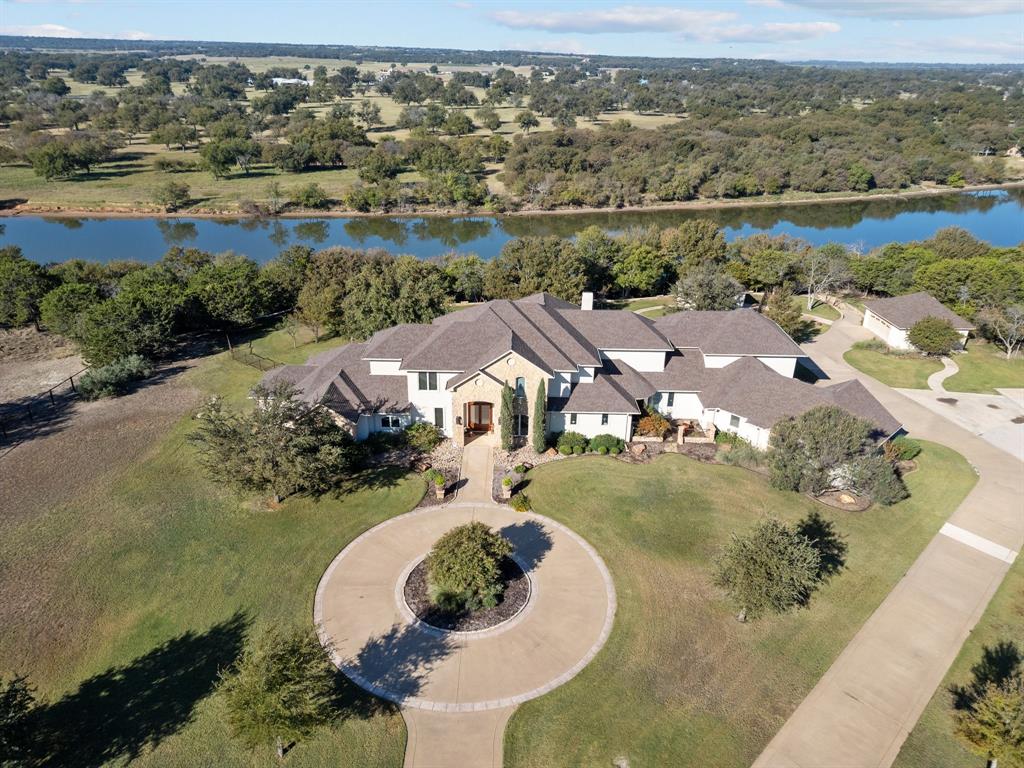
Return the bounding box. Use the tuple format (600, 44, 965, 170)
(3, 188, 1022, 264)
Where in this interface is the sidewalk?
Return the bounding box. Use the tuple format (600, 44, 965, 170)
(754, 311, 1023, 768)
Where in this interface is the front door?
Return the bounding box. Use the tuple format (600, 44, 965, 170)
(467, 402, 493, 432)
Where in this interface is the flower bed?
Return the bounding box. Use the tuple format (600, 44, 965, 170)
(402, 557, 530, 632)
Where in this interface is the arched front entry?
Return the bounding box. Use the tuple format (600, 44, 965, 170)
(465, 401, 494, 434)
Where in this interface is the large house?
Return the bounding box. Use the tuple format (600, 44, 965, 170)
(262, 292, 901, 450)
(862, 292, 974, 351)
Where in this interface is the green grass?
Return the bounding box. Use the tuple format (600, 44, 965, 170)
(944, 342, 1024, 394)
(505, 444, 976, 767)
(0, 328, 418, 767)
(894, 554, 1023, 768)
(844, 347, 943, 389)
(793, 297, 841, 321)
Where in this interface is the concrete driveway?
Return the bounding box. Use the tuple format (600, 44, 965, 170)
(754, 309, 1023, 768)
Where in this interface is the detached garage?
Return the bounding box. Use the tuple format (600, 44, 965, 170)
(862, 292, 974, 351)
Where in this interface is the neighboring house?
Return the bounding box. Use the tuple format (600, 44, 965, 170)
(862, 292, 974, 351)
(262, 292, 900, 450)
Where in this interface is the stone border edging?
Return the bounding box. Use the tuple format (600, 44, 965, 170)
(394, 552, 538, 639)
(313, 500, 617, 713)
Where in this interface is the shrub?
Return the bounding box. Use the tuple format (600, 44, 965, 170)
(908, 316, 961, 356)
(556, 431, 589, 453)
(885, 435, 921, 462)
(406, 421, 443, 452)
(513, 463, 528, 474)
(424, 468, 445, 487)
(78, 354, 152, 400)
(597, 446, 608, 455)
(721, 441, 768, 469)
(364, 430, 407, 454)
(609, 446, 621, 455)
(152, 180, 190, 212)
(572, 445, 584, 455)
(426, 522, 513, 611)
(510, 492, 531, 512)
(501, 476, 513, 488)
(635, 409, 670, 438)
(289, 182, 329, 209)
(715, 429, 744, 446)
(589, 433, 625, 453)
(848, 454, 909, 506)
(852, 338, 891, 354)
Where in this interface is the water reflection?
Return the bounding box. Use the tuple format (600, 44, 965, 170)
(4, 188, 1021, 265)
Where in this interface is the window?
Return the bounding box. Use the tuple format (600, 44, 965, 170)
(513, 413, 528, 436)
(417, 372, 438, 391)
(434, 408, 444, 428)
(601, 413, 609, 425)
(381, 414, 402, 430)
(515, 376, 526, 397)
(666, 392, 675, 407)
(570, 413, 577, 425)
(729, 414, 741, 429)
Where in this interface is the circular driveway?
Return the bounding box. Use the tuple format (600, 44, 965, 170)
(314, 502, 616, 712)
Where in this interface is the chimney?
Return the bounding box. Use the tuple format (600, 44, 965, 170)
(581, 291, 594, 311)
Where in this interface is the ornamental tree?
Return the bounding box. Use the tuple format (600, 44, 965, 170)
(954, 675, 1024, 768)
(218, 626, 338, 760)
(908, 316, 961, 356)
(714, 517, 821, 622)
(427, 522, 513, 611)
(769, 405, 873, 496)
(532, 379, 547, 453)
(500, 382, 514, 450)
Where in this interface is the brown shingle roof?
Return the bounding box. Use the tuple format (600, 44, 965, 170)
(654, 309, 805, 356)
(863, 292, 974, 330)
(555, 309, 673, 351)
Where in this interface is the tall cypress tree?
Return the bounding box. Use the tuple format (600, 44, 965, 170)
(532, 379, 547, 453)
(500, 382, 514, 450)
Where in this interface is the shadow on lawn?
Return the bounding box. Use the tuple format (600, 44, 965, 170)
(797, 511, 848, 583)
(346, 622, 455, 701)
(33, 612, 250, 767)
(950, 640, 1022, 710)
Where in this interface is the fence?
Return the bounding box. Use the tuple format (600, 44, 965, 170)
(0, 367, 90, 449)
(226, 336, 283, 372)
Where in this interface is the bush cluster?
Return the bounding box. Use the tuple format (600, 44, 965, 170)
(635, 409, 670, 438)
(78, 354, 152, 400)
(885, 435, 922, 462)
(510, 492, 531, 512)
(588, 433, 625, 454)
(405, 421, 443, 452)
(556, 431, 589, 455)
(426, 522, 513, 612)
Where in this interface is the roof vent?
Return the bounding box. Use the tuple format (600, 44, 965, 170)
(581, 292, 594, 311)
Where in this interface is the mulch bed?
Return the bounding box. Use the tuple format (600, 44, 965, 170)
(813, 489, 872, 512)
(403, 557, 530, 632)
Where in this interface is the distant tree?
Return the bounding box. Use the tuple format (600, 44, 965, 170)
(484, 236, 587, 301)
(762, 284, 804, 338)
(336, 256, 449, 339)
(976, 305, 1024, 360)
(39, 282, 102, 338)
(357, 150, 402, 184)
(769, 405, 873, 496)
(40, 76, 70, 96)
(552, 111, 577, 130)
(673, 263, 743, 311)
(289, 182, 329, 209)
(0, 246, 54, 327)
(847, 162, 875, 192)
(26, 142, 78, 180)
(187, 254, 273, 327)
(0, 675, 38, 764)
(926, 226, 991, 261)
(152, 180, 191, 213)
(953, 675, 1024, 768)
(357, 99, 382, 129)
(612, 241, 674, 296)
(908, 316, 961, 356)
(443, 111, 475, 136)
(190, 381, 359, 502)
(532, 379, 547, 454)
(745, 248, 800, 292)
(426, 522, 513, 611)
(474, 105, 501, 131)
(714, 517, 821, 622)
(515, 110, 539, 134)
(200, 138, 260, 178)
(660, 219, 727, 271)
(800, 243, 850, 309)
(500, 382, 514, 450)
(218, 626, 338, 760)
(442, 253, 485, 302)
(295, 282, 338, 343)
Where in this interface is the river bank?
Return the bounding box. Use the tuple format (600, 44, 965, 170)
(2, 181, 1022, 222)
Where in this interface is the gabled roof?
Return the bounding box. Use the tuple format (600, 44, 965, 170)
(362, 323, 436, 361)
(654, 309, 805, 356)
(699, 357, 901, 435)
(863, 292, 974, 330)
(556, 309, 673, 351)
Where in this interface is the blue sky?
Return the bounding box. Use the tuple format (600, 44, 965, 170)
(1, 0, 1022, 64)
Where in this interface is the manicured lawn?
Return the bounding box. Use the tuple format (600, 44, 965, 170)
(792, 297, 841, 321)
(844, 347, 943, 389)
(505, 445, 976, 767)
(944, 342, 1024, 394)
(894, 553, 1023, 768)
(0, 330, 419, 767)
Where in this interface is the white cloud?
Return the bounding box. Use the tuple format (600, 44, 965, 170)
(747, 0, 786, 7)
(898, 35, 1023, 61)
(785, 0, 1021, 19)
(0, 22, 155, 40)
(491, 5, 736, 34)
(695, 21, 841, 43)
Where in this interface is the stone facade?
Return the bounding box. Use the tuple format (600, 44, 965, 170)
(450, 352, 548, 447)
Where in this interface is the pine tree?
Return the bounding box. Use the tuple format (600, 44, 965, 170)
(532, 379, 547, 453)
(500, 382, 514, 450)
(218, 626, 338, 760)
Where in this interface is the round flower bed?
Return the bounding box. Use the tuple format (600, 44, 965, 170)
(403, 556, 530, 632)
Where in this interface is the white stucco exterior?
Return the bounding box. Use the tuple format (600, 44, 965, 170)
(547, 411, 633, 442)
(406, 371, 458, 436)
(704, 354, 797, 377)
(368, 359, 403, 376)
(650, 391, 703, 420)
(601, 349, 668, 372)
(703, 409, 771, 449)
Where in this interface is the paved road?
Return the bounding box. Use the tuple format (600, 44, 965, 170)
(754, 310, 1023, 768)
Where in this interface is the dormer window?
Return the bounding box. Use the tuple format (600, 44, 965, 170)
(418, 372, 438, 391)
